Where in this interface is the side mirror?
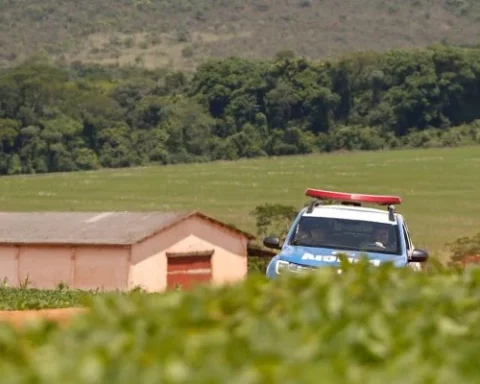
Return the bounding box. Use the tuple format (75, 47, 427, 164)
(263, 235, 281, 249)
(410, 248, 429, 263)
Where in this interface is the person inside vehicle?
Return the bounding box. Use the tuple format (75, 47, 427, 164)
(372, 227, 396, 251)
(295, 223, 327, 246)
(309, 226, 327, 246)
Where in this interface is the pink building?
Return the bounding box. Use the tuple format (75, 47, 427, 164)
(0, 211, 255, 291)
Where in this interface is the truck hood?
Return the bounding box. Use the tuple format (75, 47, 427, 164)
(277, 244, 406, 268)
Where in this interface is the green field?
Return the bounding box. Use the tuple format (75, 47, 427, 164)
(0, 146, 479, 261)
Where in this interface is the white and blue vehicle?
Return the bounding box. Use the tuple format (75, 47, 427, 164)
(264, 188, 429, 277)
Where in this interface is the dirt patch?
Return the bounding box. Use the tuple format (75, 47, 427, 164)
(0, 308, 88, 328)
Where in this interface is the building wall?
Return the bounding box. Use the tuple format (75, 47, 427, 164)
(0, 244, 129, 290)
(18, 246, 72, 289)
(0, 246, 20, 286)
(129, 216, 248, 292)
(73, 246, 129, 291)
(129, 234, 170, 292)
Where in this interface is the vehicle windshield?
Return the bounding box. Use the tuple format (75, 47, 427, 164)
(290, 216, 401, 255)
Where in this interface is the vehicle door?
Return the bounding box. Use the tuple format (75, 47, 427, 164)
(403, 222, 421, 271)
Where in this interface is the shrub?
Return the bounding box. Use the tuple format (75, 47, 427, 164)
(250, 203, 299, 238)
(1, 262, 480, 381)
(447, 231, 480, 266)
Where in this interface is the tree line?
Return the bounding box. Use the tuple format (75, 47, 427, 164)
(1, 44, 480, 175)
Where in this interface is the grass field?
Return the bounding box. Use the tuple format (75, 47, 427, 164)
(0, 146, 479, 261)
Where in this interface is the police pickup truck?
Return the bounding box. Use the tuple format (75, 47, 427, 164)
(264, 189, 429, 277)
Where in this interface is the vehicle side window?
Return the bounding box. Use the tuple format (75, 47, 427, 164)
(402, 224, 412, 252)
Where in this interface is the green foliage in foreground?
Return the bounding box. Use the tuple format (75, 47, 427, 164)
(1, 261, 480, 382)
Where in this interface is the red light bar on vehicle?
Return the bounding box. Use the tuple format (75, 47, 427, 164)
(305, 188, 401, 206)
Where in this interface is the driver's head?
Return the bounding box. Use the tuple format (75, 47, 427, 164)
(374, 227, 390, 244)
(310, 226, 326, 241)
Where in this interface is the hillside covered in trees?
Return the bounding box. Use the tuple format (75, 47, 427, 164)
(0, 44, 479, 175)
(1, 0, 479, 70)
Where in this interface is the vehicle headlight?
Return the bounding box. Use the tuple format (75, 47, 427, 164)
(275, 260, 315, 274)
(274, 260, 343, 275)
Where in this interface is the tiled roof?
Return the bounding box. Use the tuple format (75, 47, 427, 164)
(0, 211, 255, 245)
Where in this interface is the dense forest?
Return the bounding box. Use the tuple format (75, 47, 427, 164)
(0, 44, 480, 175)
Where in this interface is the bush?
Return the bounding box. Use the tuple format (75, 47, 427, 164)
(250, 203, 299, 237)
(447, 231, 480, 266)
(247, 256, 272, 274)
(1, 262, 480, 382)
